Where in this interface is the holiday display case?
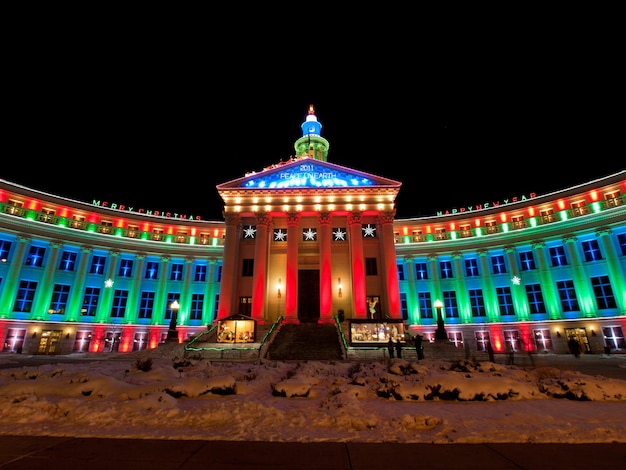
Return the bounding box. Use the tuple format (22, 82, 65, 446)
(216, 314, 256, 343)
(349, 319, 407, 345)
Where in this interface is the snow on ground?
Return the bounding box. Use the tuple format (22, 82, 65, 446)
(1, 356, 625, 443)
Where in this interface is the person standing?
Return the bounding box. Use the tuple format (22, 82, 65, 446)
(487, 341, 495, 362)
(413, 334, 424, 360)
(395, 338, 402, 358)
(387, 337, 395, 358)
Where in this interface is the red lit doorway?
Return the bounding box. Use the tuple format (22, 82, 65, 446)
(298, 270, 320, 323)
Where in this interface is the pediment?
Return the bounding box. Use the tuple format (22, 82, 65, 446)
(216, 157, 401, 192)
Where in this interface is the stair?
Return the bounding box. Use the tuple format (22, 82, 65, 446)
(266, 323, 343, 361)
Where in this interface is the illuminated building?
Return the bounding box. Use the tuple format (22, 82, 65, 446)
(0, 106, 624, 356)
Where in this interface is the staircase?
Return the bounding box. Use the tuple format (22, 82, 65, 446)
(266, 323, 344, 361)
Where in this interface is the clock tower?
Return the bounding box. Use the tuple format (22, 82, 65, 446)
(294, 104, 330, 161)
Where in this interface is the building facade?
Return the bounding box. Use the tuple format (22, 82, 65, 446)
(1, 107, 625, 356)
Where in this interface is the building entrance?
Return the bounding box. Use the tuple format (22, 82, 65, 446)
(298, 270, 320, 323)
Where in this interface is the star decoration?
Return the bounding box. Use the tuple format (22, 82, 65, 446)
(511, 275, 521, 285)
(362, 224, 376, 238)
(104, 278, 114, 288)
(333, 228, 346, 241)
(274, 229, 287, 241)
(303, 228, 317, 241)
(243, 225, 257, 239)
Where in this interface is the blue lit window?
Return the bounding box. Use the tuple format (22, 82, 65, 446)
(582, 240, 603, 262)
(0, 240, 12, 261)
(397, 264, 405, 281)
(442, 291, 459, 318)
(139, 291, 155, 319)
(49, 284, 70, 314)
(81, 287, 100, 316)
(525, 283, 546, 314)
(14, 280, 37, 312)
(190, 293, 204, 320)
(556, 280, 579, 312)
(165, 293, 180, 320)
(25, 246, 45, 267)
(418, 292, 432, 318)
(591, 275, 617, 309)
(617, 233, 626, 256)
(194, 265, 207, 282)
(415, 263, 428, 280)
(469, 289, 486, 316)
(465, 258, 479, 277)
(491, 255, 506, 274)
(145, 262, 159, 280)
(58, 251, 77, 272)
(170, 263, 184, 281)
(439, 261, 453, 279)
(519, 251, 536, 271)
(110, 289, 129, 317)
(549, 246, 568, 267)
(496, 286, 515, 316)
(118, 259, 133, 278)
(90, 255, 106, 275)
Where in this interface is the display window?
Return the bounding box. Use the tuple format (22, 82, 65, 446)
(349, 320, 407, 345)
(217, 315, 256, 343)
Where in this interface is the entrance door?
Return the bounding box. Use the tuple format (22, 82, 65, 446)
(298, 270, 320, 323)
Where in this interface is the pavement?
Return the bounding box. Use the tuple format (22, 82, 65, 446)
(0, 437, 625, 469)
(0, 352, 625, 469)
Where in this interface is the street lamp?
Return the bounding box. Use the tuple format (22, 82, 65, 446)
(434, 299, 447, 340)
(167, 300, 180, 341)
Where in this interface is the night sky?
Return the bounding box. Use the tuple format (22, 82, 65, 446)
(4, 17, 623, 222)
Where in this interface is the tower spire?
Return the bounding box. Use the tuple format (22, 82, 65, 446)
(294, 105, 330, 161)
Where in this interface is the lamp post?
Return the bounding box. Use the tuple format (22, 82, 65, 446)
(167, 300, 180, 341)
(434, 299, 447, 340)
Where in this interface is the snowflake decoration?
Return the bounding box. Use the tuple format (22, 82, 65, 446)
(333, 228, 346, 241)
(274, 229, 287, 241)
(362, 224, 376, 238)
(303, 228, 317, 241)
(243, 225, 257, 239)
(104, 278, 114, 288)
(511, 275, 521, 285)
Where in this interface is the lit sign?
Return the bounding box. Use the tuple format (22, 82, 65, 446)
(436, 193, 537, 216)
(243, 163, 374, 189)
(91, 200, 202, 220)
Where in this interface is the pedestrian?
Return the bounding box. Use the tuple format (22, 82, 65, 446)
(394, 338, 402, 358)
(568, 338, 581, 358)
(506, 343, 514, 365)
(387, 337, 394, 358)
(413, 334, 424, 360)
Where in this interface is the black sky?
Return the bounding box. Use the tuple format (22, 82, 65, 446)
(3, 14, 623, 221)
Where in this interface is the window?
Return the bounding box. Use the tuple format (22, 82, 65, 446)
(145, 261, 159, 280)
(519, 251, 536, 271)
(540, 208, 554, 223)
(534, 329, 553, 352)
(0, 240, 12, 261)
(81, 287, 100, 316)
(242, 225, 256, 239)
(504, 330, 521, 352)
(469, 289, 486, 317)
(582, 240, 603, 262)
(412, 230, 424, 242)
(58, 251, 77, 271)
(73, 331, 92, 353)
(556, 280, 579, 312)
(511, 215, 525, 229)
(602, 326, 625, 350)
(525, 283, 546, 314)
(464, 258, 479, 277)
(400, 292, 408, 320)
(152, 229, 164, 241)
(49, 284, 70, 314)
(4, 328, 26, 352)
(491, 255, 506, 274)
(216, 265, 222, 282)
(475, 331, 490, 352)
(418, 292, 432, 318)
(549, 246, 568, 267)
(71, 215, 86, 229)
(190, 293, 204, 320)
(13, 280, 37, 312)
(274, 228, 287, 242)
(415, 263, 428, 280)
(127, 225, 139, 238)
(618, 233, 626, 256)
(99, 221, 113, 234)
(571, 200, 587, 216)
(442, 291, 459, 318)
(604, 190, 622, 207)
(170, 263, 184, 281)
(591, 276, 617, 309)
(118, 259, 133, 277)
(213, 294, 220, 319)
(90, 255, 106, 275)
(139, 291, 155, 319)
(194, 265, 207, 282)
(459, 224, 472, 237)
(242, 259, 254, 277)
(439, 260, 453, 279)
(496, 286, 515, 316)
(365, 258, 378, 276)
(176, 231, 187, 243)
(448, 331, 463, 348)
(434, 228, 446, 240)
(485, 220, 497, 233)
(25, 246, 45, 267)
(332, 227, 347, 241)
(132, 332, 148, 351)
(397, 264, 405, 281)
(110, 289, 129, 318)
(165, 293, 180, 320)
